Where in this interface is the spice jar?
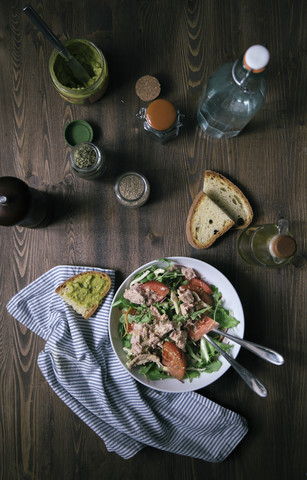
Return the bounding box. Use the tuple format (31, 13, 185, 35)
(49, 39, 109, 105)
(136, 99, 184, 144)
(238, 218, 297, 268)
(0, 176, 52, 228)
(114, 172, 150, 208)
(70, 142, 106, 180)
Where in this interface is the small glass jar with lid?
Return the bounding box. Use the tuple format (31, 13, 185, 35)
(137, 99, 184, 144)
(114, 172, 150, 208)
(70, 142, 106, 180)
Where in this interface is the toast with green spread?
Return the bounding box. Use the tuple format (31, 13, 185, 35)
(55, 271, 111, 319)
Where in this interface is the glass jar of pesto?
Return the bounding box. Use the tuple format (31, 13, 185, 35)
(70, 143, 106, 180)
(49, 39, 109, 105)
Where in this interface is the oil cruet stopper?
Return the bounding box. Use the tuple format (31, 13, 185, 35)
(269, 219, 297, 259)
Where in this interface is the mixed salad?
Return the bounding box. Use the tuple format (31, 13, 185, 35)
(112, 259, 240, 382)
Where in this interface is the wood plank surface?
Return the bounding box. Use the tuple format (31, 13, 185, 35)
(0, 1, 306, 479)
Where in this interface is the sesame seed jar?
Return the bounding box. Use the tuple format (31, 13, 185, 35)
(114, 172, 150, 208)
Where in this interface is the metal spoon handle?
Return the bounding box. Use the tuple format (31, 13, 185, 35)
(23, 5, 67, 56)
(213, 329, 284, 366)
(205, 335, 268, 397)
(23, 4, 90, 84)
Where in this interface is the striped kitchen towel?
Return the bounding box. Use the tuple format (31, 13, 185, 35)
(7, 265, 248, 462)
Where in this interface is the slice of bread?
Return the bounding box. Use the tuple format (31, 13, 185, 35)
(55, 271, 111, 319)
(186, 191, 235, 249)
(203, 170, 253, 229)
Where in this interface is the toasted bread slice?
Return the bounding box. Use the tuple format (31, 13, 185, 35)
(203, 170, 253, 229)
(55, 271, 111, 319)
(186, 191, 235, 249)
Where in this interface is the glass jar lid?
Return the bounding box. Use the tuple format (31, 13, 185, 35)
(146, 99, 177, 131)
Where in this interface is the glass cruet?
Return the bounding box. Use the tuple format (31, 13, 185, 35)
(238, 218, 297, 268)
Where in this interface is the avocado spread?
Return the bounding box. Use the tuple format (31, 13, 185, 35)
(65, 274, 108, 309)
(53, 40, 103, 90)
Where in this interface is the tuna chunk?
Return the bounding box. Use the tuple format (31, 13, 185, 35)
(169, 329, 188, 351)
(127, 353, 161, 369)
(130, 322, 160, 354)
(177, 286, 195, 316)
(123, 284, 146, 305)
(149, 305, 168, 322)
(181, 267, 196, 280)
(154, 319, 174, 337)
(149, 306, 174, 336)
(178, 286, 194, 304)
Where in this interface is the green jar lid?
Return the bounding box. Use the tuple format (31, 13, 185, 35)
(64, 120, 94, 147)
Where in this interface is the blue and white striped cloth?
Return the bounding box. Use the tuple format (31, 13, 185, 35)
(7, 265, 248, 462)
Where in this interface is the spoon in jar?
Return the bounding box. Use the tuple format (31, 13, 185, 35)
(205, 334, 268, 397)
(23, 4, 91, 85)
(212, 329, 284, 365)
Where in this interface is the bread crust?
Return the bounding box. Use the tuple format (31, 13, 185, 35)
(55, 271, 111, 319)
(186, 191, 234, 249)
(203, 170, 253, 229)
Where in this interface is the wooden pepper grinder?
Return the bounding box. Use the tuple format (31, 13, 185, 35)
(0, 176, 52, 228)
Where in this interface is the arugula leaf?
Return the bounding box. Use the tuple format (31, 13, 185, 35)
(215, 308, 240, 328)
(204, 360, 223, 373)
(210, 284, 239, 328)
(138, 363, 169, 380)
(184, 370, 201, 381)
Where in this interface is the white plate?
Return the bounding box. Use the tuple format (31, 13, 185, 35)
(108, 257, 245, 393)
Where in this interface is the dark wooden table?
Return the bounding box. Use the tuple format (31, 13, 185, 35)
(1, 1, 306, 479)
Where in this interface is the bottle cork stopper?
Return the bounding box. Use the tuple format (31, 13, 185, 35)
(135, 75, 161, 102)
(271, 235, 297, 258)
(145, 99, 177, 131)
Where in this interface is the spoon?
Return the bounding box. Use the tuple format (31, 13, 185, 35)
(213, 329, 284, 365)
(205, 334, 268, 397)
(23, 4, 91, 85)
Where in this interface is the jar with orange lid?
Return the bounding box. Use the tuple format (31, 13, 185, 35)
(137, 99, 184, 144)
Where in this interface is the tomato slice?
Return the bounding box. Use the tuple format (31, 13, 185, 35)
(162, 341, 186, 380)
(188, 316, 219, 342)
(180, 284, 214, 307)
(189, 277, 213, 295)
(127, 323, 134, 333)
(139, 281, 169, 301)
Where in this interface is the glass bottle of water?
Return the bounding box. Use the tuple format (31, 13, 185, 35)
(197, 45, 270, 138)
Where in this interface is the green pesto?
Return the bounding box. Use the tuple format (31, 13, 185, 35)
(53, 40, 102, 89)
(65, 274, 108, 309)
